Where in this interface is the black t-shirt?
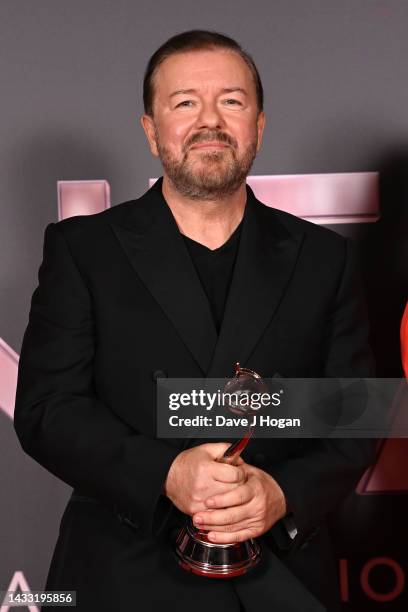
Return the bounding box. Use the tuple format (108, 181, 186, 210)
(182, 222, 242, 334)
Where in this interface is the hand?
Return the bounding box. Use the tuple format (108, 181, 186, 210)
(163, 442, 245, 515)
(192, 462, 287, 544)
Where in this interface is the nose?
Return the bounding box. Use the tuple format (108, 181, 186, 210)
(195, 100, 226, 130)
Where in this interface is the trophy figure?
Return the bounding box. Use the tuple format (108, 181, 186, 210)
(175, 363, 269, 578)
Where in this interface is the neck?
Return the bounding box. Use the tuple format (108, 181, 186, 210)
(161, 174, 247, 250)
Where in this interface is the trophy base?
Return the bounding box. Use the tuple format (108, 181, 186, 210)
(175, 518, 261, 578)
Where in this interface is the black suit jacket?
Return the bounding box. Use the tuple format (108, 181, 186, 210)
(14, 177, 376, 612)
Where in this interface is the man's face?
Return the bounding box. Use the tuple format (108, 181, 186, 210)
(141, 48, 265, 199)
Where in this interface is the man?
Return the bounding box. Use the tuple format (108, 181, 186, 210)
(14, 30, 376, 612)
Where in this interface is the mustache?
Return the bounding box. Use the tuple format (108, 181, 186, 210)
(184, 130, 237, 151)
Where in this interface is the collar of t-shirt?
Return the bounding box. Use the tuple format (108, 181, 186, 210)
(181, 221, 243, 334)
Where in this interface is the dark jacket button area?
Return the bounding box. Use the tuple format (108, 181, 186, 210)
(116, 512, 140, 531)
(152, 369, 167, 381)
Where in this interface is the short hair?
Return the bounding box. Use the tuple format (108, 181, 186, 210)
(143, 30, 264, 116)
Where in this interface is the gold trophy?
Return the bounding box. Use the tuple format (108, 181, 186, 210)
(175, 363, 268, 578)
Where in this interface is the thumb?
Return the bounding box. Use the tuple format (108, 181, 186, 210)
(204, 441, 236, 459)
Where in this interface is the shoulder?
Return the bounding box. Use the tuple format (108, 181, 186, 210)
(260, 200, 345, 242)
(54, 198, 138, 233)
(255, 200, 348, 260)
(49, 186, 155, 248)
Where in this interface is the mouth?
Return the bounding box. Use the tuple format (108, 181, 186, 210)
(190, 142, 230, 150)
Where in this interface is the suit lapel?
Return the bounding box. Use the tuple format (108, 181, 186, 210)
(207, 186, 305, 378)
(110, 178, 218, 375)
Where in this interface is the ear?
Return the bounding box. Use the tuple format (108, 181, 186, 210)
(140, 114, 159, 157)
(256, 111, 266, 153)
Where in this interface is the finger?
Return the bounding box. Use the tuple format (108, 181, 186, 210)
(205, 484, 253, 509)
(190, 482, 240, 510)
(196, 519, 254, 533)
(207, 528, 258, 544)
(212, 463, 246, 484)
(193, 503, 251, 527)
(189, 481, 240, 513)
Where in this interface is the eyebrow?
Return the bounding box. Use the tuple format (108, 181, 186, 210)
(169, 87, 248, 98)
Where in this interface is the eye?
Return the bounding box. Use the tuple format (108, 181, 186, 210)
(175, 100, 195, 108)
(223, 99, 242, 106)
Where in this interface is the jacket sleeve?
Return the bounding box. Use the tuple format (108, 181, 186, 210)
(267, 237, 379, 549)
(14, 222, 180, 537)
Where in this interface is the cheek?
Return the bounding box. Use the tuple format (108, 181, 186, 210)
(235, 133, 258, 158)
(229, 119, 259, 148)
(157, 115, 196, 149)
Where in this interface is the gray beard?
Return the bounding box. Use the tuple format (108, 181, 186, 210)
(156, 138, 258, 200)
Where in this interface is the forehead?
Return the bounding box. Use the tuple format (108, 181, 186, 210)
(154, 48, 255, 95)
